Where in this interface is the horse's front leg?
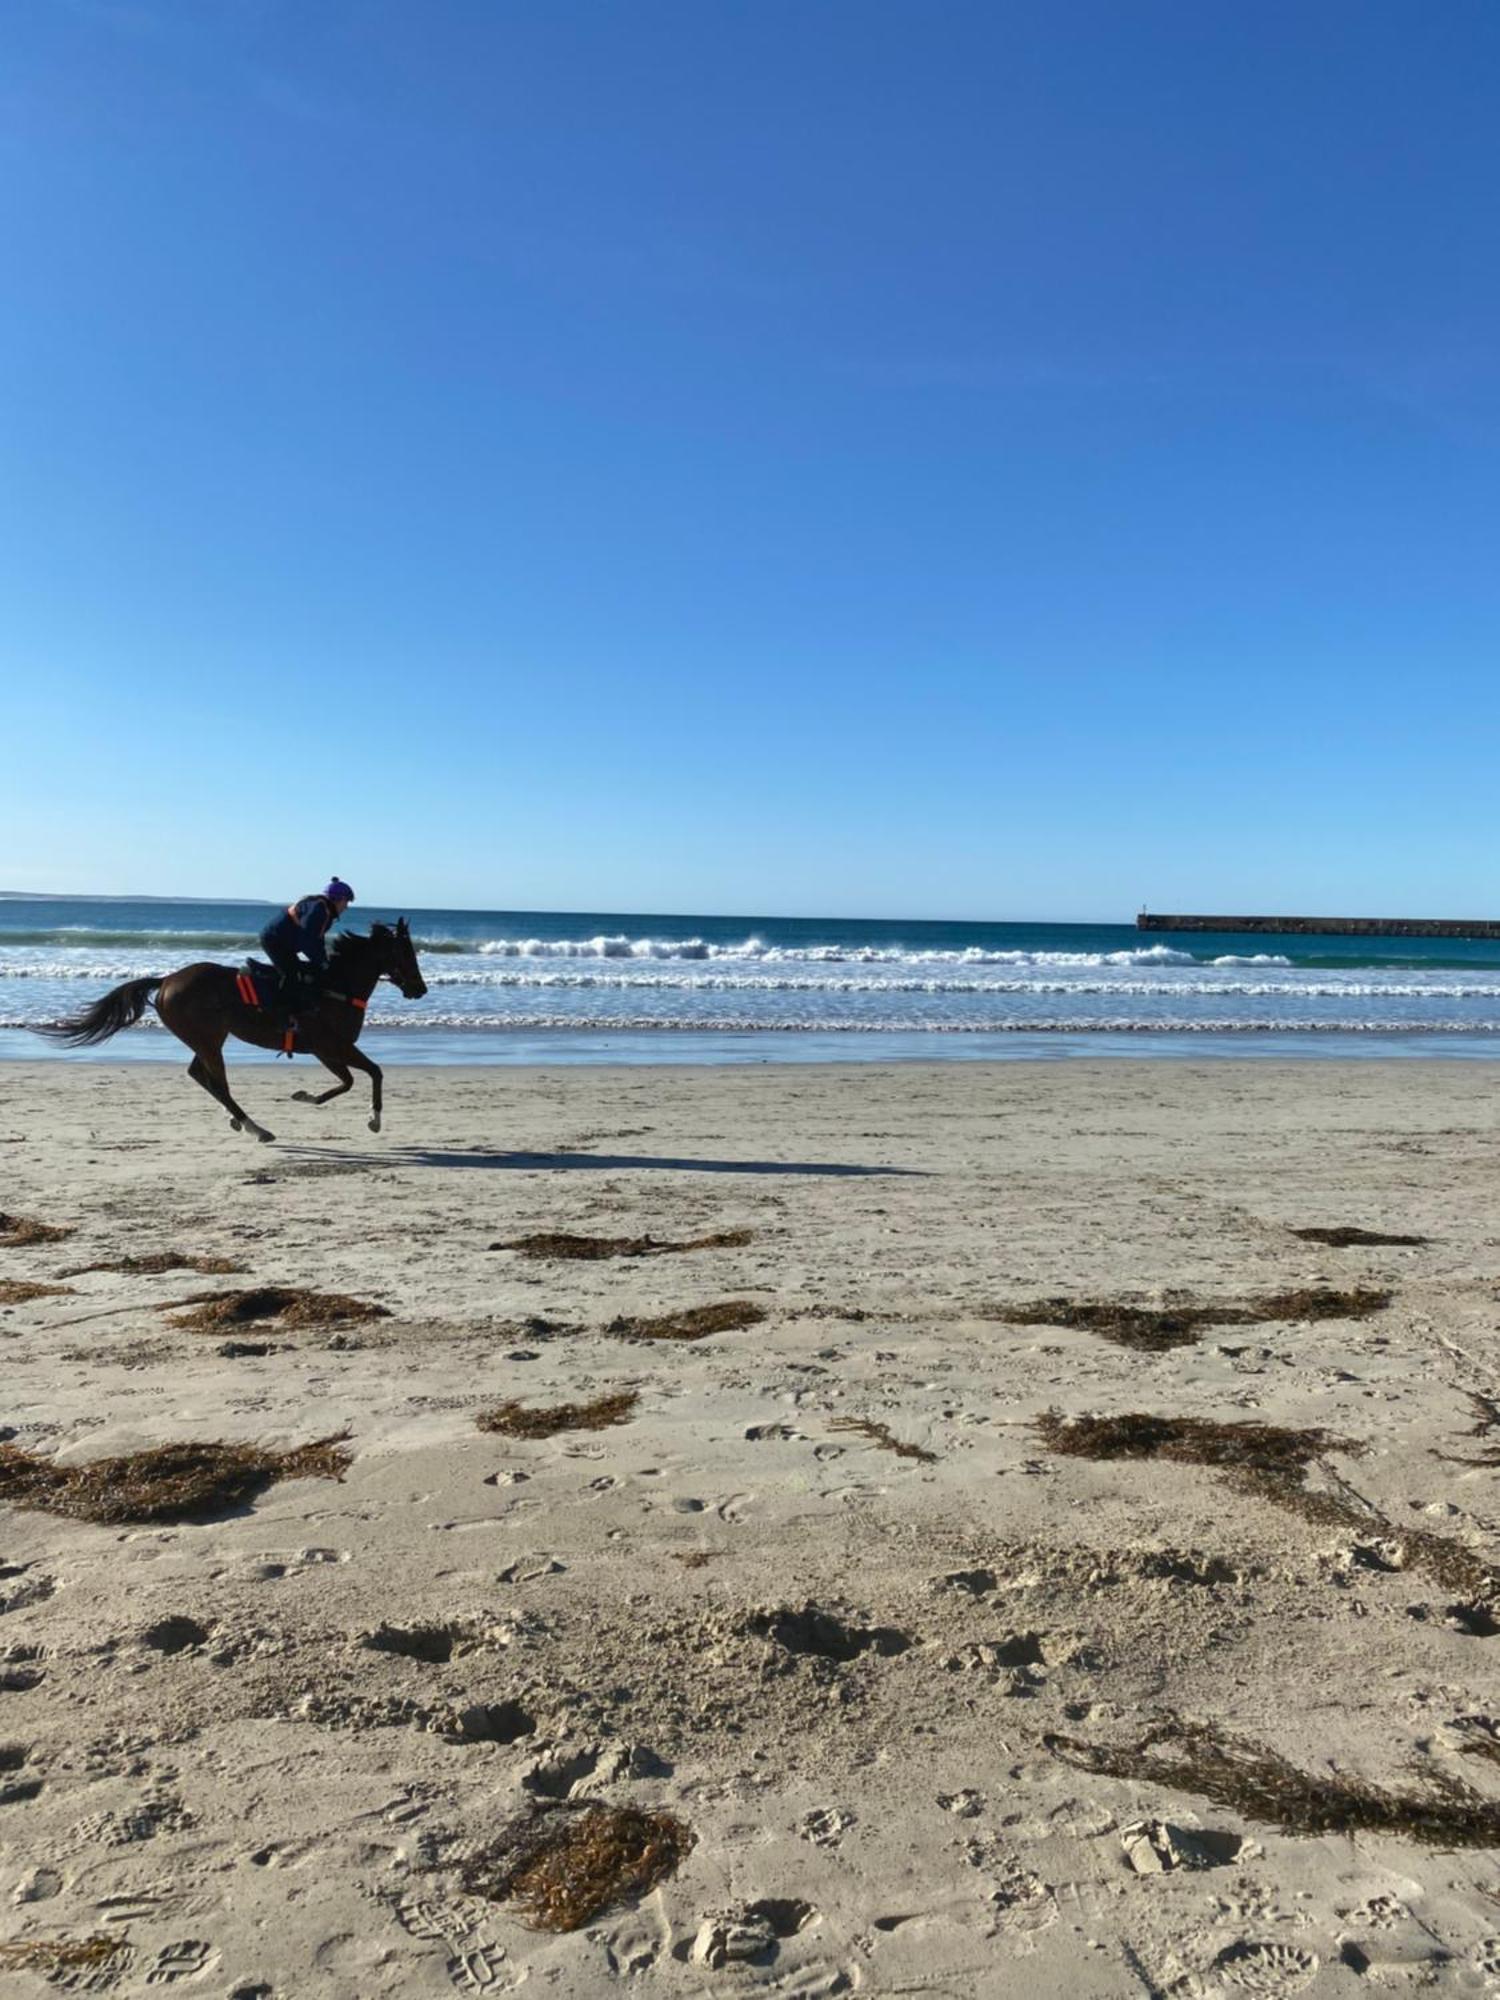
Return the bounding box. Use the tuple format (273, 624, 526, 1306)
(343, 1047, 384, 1132)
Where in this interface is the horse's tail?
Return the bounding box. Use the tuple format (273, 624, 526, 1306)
(39, 975, 163, 1048)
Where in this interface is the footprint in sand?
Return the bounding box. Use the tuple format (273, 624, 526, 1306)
(391, 1897, 517, 1993)
(1212, 1941, 1319, 1993)
(602, 1902, 674, 1976)
(0, 1567, 56, 1615)
(55, 1949, 137, 1994)
(139, 1616, 212, 1656)
(798, 1807, 855, 1847)
(57, 1795, 192, 1858)
(690, 1906, 794, 1970)
(145, 1940, 218, 1984)
(446, 1945, 522, 1994)
(13, 1864, 63, 1903)
(239, 1547, 349, 1582)
(962, 1837, 1057, 1936)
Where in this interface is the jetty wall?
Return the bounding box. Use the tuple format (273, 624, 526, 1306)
(1138, 913, 1500, 939)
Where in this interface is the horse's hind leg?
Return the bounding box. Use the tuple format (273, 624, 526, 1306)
(185, 1053, 231, 1123)
(188, 1044, 275, 1143)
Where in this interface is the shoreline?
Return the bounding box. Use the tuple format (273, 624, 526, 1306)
(13, 1026, 1500, 1068)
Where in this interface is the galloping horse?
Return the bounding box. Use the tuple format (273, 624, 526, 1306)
(41, 922, 428, 1143)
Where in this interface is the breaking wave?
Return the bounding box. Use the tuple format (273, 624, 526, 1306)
(471, 934, 1219, 967)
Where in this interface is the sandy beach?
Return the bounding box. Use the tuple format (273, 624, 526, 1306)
(3, 1057, 1500, 1996)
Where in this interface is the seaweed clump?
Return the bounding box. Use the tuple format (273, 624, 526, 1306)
(1000, 1288, 1391, 1353)
(0, 1936, 130, 1975)
(606, 1301, 766, 1342)
(0, 1433, 350, 1524)
(478, 1391, 639, 1439)
(1290, 1226, 1428, 1248)
(168, 1286, 387, 1332)
(1034, 1411, 1353, 1480)
(0, 1280, 73, 1304)
(1454, 1718, 1500, 1771)
(1035, 1411, 1500, 1613)
(65, 1251, 245, 1277)
(1046, 1718, 1500, 1846)
(463, 1800, 694, 1931)
(1442, 1392, 1500, 1471)
(496, 1229, 753, 1261)
(829, 1417, 938, 1464)
(0, 1214, 73, 1247)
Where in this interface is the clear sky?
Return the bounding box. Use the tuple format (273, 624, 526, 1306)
(3, 1, 1498, 920)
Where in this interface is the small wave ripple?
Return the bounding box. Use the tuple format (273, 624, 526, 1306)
(16, 1011, 1500, 1037)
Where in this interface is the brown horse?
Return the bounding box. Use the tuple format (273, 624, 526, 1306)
(41, 921, 428, 1143)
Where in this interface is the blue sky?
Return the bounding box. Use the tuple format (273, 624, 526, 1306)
(3, 1, 1499, 919)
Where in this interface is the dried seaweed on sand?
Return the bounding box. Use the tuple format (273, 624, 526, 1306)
(1454, 1720, 1500, 1770)
(606, 1301, 766, 1341)
(0, 1433, 350, 1524)
(496, 1229, 753, 1261)
(0, 1279, 73, 1303)
(0, 1213, 73, 1247)
(1290, 1226, 1429, 1247)
(0, 1936, 130, 1974)
(167, 1285, 387, 1332)
(1046, 1718, 1500, 1845)
(828, 1417, 937, 1463)
(1036, 1410, 1500, 1612)
(1000, 1288, 1390, 1352)
(1442, 1391, 1500, 1470)
(477, 1391, 639, 1438)
(462, 1800, 694, 1930)
(1034, 1410, 1356, 1479)
(65, 1250, 244, 1277)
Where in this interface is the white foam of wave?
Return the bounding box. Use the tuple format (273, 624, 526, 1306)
(472, 934, 1203, 968)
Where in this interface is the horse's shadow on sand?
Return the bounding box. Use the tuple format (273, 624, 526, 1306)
(281, 1145, 924, 1178)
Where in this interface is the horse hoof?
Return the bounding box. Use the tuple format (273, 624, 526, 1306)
(257, 1129, 275, 1144)
(291, 1090, 312, 1103)
(368, 1116, 381, 1134)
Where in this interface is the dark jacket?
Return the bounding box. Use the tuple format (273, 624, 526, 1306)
(261, 894, 335, 969)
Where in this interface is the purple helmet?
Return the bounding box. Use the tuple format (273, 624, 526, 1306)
(325, 878, 355, 904)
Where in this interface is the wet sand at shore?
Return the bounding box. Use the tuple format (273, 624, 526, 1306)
(2, 1058, 1499, 1996)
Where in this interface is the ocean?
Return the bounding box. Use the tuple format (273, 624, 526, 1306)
(7, 895, 1500, 1065)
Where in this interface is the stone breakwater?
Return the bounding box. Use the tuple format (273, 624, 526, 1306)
(1138, 913, 1500, 939)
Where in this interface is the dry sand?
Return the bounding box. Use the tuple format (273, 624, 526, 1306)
(2, 1057, 1500, 1997)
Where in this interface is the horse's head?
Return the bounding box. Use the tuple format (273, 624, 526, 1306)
(372, 918, 428, 999)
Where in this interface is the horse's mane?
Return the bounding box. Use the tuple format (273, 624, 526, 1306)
(328, 927, 383, 969)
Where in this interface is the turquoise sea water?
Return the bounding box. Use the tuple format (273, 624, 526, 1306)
(7, 895, 1500, 1063)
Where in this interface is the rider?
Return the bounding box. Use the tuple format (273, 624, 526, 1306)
(260, 879, 355, 1011)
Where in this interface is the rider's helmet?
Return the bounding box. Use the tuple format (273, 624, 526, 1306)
(325, 878, 356, 905)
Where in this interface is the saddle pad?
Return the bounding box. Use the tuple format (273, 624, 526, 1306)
(236, 966, 276, 1009)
